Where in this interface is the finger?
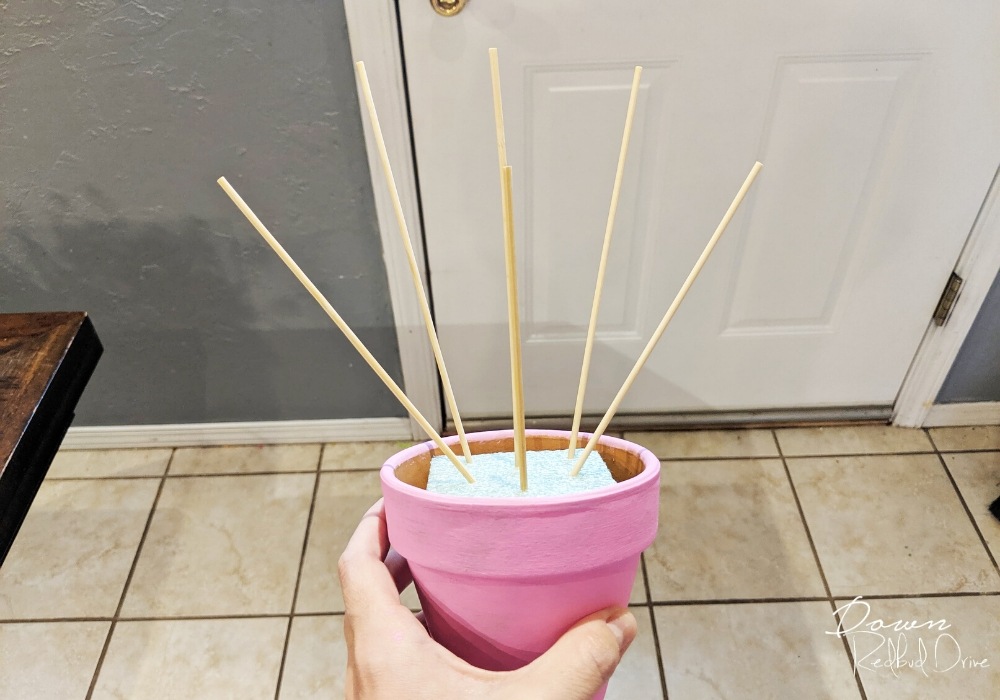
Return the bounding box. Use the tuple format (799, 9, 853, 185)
(384, 548, 414, 594)
(338, 499, 404, 613)
(504, 607, 636, 700)
(348, 499, 389, 561)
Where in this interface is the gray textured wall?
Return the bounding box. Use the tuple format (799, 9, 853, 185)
(0, 0, 406, 424)
(938, 268, 1000, 404)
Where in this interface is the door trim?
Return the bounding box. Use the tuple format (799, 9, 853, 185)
(343, 0, 441, 440)
(894, 164, 1000, 427)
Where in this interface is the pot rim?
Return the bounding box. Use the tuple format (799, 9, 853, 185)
(380, 428, 659, 509)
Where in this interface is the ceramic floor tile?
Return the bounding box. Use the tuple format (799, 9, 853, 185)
(775, 424, 933, 456)
(278, 615, 347, 700)
(657, 602, 860, 699)
(0, 479, 160, 618)
(47, 448, 172, 479)
(834, 595, 1000, 699)
(169, 444, 321, 475)
(296, 472, 382, 613)
(645, 459, 826, 601)
(400, 581, 421, 611)
(606, 607, 662, 700)
(320, 441, 414, 471)
(943, 452, 1000, 561)
(0, 621, 110, 700)
(630, 561, 647, 604)
(622, 430, 778, 459)
(277, 610, 661, 700)
(929, 425, 1000, 452)
(788, 454, 1000, 596)
(121, 474, 314, 616)
(92, 618, 286, 700)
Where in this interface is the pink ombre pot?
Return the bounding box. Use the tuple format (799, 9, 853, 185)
(380, 429, 660, 700)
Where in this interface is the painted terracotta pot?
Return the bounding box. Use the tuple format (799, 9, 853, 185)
(380, 429, 660, 700)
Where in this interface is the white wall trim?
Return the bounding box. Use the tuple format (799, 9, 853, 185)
(923, 402, 1000, 428)
(343, 0, 441, 440)
(60, 418, 413, 450)
(894, 164, 1000, 427)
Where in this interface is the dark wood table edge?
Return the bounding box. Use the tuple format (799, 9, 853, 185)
(0, 316, 103, 566)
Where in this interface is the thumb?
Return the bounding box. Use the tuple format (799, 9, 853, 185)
(503, 607, 636, 700)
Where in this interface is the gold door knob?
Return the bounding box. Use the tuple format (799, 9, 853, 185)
(430, 0, 468, 17)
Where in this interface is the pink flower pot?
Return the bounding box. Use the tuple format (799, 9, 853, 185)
(380, 429, 660, 700)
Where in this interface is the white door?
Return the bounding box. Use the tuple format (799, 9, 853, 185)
(397, 1, 1000, 419)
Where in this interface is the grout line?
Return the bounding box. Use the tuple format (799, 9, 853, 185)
(8, 589, 1000, 625)
(915, 447, 1000, 455)
(768, 429, 782, 455)
(286, 610, 346, 618)
(273, 443, 325, 700)
(643, 590, 1000, 607)
(84, 448, 174, 700)
(649, 596, 829, 607)
(46, 475, 168, 482)
(9, 591, 1000, 625)
(0, 617, 115, 624)
(46, 447, 1000, 483)
(112, 613, 292, 622)
(771, 433, 835, 599)
(924, 427, 939, 452)
(772, 430, 869, 700)
(831, 590, 1000, 601)
(929, 434, 1000, 578)
(639, 553, 651, 607)
(641, 553, 669, 700)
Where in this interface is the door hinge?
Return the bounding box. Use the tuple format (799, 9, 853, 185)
(932, 272, 963, 326)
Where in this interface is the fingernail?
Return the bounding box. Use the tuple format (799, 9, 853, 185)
(606, 611, 633, 653)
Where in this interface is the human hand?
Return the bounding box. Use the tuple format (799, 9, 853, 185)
(339, 499, 637, 700)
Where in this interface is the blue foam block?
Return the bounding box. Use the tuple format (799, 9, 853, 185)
(426, 449, 616, 498)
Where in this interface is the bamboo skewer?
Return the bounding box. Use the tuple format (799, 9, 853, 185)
(501, 165, 527, 491)
(355, 61, 474, 467)
(490, 47, 528, 490)
(217, 177, 474, 483)
(568, 66, 642, 458)
(570, 161, 763, 476)
(489, 48, 509, 170)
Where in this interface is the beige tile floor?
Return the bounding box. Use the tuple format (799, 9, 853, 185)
(1, 426, 998, 699)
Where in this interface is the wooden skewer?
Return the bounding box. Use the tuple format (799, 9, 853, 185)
(501, 165, 527, 491)
(570, 162, 763, 476)
(355, 61, 474, 466)
(489, 47, 527, 490)
(217, 177, 474, 483)
(568, 66, 642, 458)
(489, 48, 508, 168)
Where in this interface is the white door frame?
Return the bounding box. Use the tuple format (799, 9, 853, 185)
(343, 0, 442, 439)
(345, 1, 1000, 431)
(893, 164, 1000, 427)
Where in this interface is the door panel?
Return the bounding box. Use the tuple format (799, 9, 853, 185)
(525, 63, 673, 341)
(398, 1, 1000, 419)
(725, 57, 920, 333)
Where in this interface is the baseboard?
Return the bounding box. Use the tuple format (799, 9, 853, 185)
(923, 402, 1000, 428)
(60, 417, 413, 450)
